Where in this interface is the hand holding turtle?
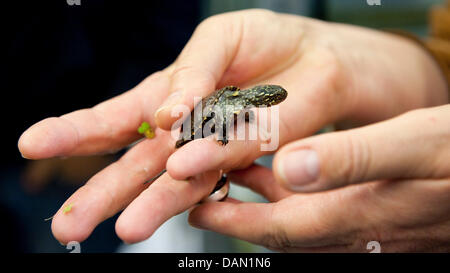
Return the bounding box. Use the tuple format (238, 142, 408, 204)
(18, 9, 448, 247)
(189, 105, 450, 252)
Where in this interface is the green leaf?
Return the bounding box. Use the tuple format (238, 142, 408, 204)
(63, 204, 73, 214)
(138, 122, 150, 134)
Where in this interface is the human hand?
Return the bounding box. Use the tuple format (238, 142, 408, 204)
(189, 105, 450, 252)
(18, 9, 447, 244)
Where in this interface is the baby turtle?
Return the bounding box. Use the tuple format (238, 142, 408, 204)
(175, 85, 288, 148)
(145, 85, 288, 201)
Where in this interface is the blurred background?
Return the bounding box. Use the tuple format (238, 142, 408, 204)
(2, 0, 445, 253)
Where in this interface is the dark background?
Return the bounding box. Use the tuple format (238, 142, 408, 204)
(2, 0, 201, 253)
(4, 0, 200, 167)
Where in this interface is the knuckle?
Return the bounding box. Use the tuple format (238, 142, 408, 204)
(260, 205, 293, 250)
(171, 64, 216, 90)
(152, 183, 181, 213)
(196, 11, 241, 36)
(346, 226, 384, 252)
(403, 107, 442, 129)
(335, 133, 371, 184)
(402, 106, 450, 148)
(90, 107, 115, 140)
(306, 48, 344, 93)
(141, 70, 165, 85)
(200, 9, 275, 28)
(197, 13, 225, 29)
(302, 49, 349, 117)
(242, 8, 277, 20)
(84, 178, 117, 214)
(349, 237, 378, 253)
(401, 108, 434, 127)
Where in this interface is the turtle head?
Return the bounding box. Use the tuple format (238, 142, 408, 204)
(245, 85, 288, 107)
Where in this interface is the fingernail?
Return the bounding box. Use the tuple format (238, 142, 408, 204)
(278, 149, 320, 190)
(190, 170, 221, 183)
(189, 220, 207, 230)
(187, 204, 199, 214)
(188, 213, 208, 230)
(155, 90, 183, 116)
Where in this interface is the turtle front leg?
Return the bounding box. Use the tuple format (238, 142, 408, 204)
(233, 109, 255, 124)
(217, 139, 229, 146)
(216, 120, 229, 146)
(245, 110, 255, 123)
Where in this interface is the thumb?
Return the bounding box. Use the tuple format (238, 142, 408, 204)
(154, 13, 241, 130)
(273, 106, 450, 192)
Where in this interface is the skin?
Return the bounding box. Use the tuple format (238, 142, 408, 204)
(18, 9, 449, 251)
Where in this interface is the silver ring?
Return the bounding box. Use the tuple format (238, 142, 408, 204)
(201, 175, 230, 203)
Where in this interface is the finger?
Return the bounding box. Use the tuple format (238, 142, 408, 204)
(115, 170, 221, 244)
(188, 188, 365, 251)
(222, 197, 242, 204)
(189, 177, 450, 252)
(273, 105, 450, 192)
(187, 196, 241, 214)
(50, 129, 173, 244)
(166, 137, 260, 180)
(189, 201, 275, 246)
(154, 13, 242, 130)
(228, 164, 292, 202)
(18, 71, 170, 159)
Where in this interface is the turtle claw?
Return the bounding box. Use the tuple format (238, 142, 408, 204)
(245, 111, 255, 123)
(217, 139, 228, 146)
